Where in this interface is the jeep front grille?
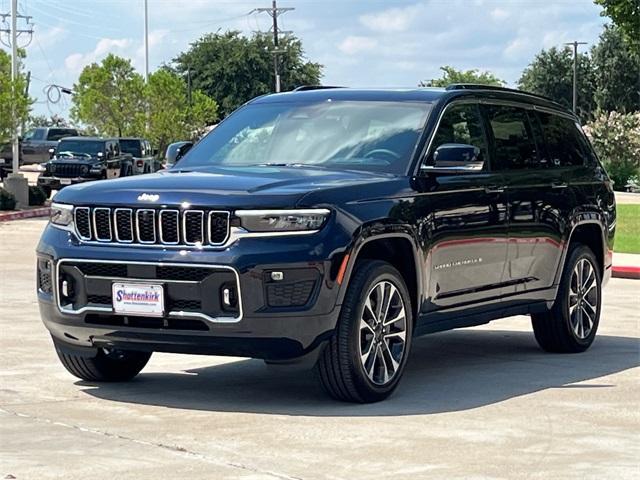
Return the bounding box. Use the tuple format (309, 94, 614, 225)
(74, 207, 230, 247)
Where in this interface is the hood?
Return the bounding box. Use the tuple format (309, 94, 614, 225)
(53, 165, 400, 208)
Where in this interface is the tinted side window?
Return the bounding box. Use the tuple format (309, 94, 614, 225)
(428, 103, 488, 165)
(47, 129, 74, 141)
(537, 112, 588, 167)
(485, 105, 539, 170)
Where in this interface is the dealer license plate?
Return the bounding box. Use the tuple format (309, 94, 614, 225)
(112, 283, 164, 317)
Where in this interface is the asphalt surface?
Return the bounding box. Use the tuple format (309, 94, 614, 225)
(1, 219, 639, 480)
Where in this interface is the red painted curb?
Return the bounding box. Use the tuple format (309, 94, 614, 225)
(0, 207, 50, 222)
(612, 266, 640, 280)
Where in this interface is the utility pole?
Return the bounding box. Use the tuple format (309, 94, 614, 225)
(0, 0, 33, 207)
(564, 41, 587, 114)
(143, 0, 149, 83)
(251, 1, 294, 92)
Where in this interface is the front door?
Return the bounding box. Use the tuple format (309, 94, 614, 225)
(414, 102, 509, 312)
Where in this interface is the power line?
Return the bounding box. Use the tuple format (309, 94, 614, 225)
(250, 0, 294, 93)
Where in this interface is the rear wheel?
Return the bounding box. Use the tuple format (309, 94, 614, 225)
(531, 244, 601, 353)
(318, 260, 413, 403)
(54, 340, 151, 381)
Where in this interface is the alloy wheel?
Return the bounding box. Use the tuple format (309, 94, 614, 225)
(568, 258, 598, 339)
(358, 280, 407, 385)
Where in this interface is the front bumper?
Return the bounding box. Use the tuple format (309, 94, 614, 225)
(38, 175, 98, 189)
(37, 223, 348, 360)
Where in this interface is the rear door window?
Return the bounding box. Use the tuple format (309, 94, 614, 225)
(47, 129, 76, 141)
(537, 112, 589, 167)
(484, 105, 539, 170)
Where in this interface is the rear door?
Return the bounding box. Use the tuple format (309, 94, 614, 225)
(482, 104, 570, 299)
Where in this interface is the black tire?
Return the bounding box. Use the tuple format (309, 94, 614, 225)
(318, 260, 413, 403)
(41, 186, 52, 199)
(531, 244, 602, 353)
(54, 341, 151, 382)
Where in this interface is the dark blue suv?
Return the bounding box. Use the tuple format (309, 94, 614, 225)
(37, 85, 615, 402)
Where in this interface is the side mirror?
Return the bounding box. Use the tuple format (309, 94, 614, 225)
(422, 143, 484, 173)
(48, 148, 56, 159)
(166, 141, 193, 165)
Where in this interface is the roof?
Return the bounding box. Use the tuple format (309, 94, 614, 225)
(59, 136, 117, 142)
(251, 85, 571, 116)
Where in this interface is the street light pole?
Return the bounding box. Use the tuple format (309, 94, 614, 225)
(144, 0, 149, 84)
(10, 0, 19, 174)
(565, 41, 587, 114)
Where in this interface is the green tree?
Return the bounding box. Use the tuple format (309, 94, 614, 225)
(145, 69, 218, 156)
(595, 0, 640, 54)
(173, 31, 323, 118)
(0, 49, 31, 144)
(28, 114, 70, 128)
(420, 65, 504, 87)
(591, 25, 640, 113)
(585, 111, 640, 189)
(71, 54, 145, 136)
(518, 47, 596, 120)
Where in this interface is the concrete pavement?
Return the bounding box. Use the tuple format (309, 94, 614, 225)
(1, 219, 639, 479)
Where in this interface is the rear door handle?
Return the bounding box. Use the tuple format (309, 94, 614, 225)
(552, 182, 568, 189)
(485, 185, 505, 194)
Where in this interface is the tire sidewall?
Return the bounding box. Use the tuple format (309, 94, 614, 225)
(560, 246, 602, 348)
(344, 263, 413, 399)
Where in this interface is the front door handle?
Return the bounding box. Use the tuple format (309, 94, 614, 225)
(485, 185, 505, 194)
(552, 182, 568, 189)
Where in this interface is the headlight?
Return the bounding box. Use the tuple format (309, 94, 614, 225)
(90, 163, 102, 173)
(50, 164, 56, 173)
(81, 165, 89, 174)
(236, 209, 330, 232)
(50, 203, 74, 231)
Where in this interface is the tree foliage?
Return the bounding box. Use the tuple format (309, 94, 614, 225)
(518, 47, 596, 120)
(420, 66, 504, 87)
(28, 114, 70, 128)
(0, 49, 31, 143)
(173, 31, 323, 118)
(595, 0, 640, 54)
(71, 54, 146, 137)
(145, 69, 218, 156)
(591, 25, 640, 113)
(585, 111, 640, 189)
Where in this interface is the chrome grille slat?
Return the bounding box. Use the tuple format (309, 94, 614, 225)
(73, 207, 229, 247)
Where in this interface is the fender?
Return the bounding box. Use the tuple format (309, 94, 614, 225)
(552, 215, 608, 287)
(335, 225, 423, 316)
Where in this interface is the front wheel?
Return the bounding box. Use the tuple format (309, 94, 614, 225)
(54, 338, 151, 382)
(318, 260, 413, 403)
(531, 244, 602, 353)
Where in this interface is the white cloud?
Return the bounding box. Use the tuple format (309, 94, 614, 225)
(359, 5, 421, 33)
(64, 38, 132, 73)
(34, 26, 68, 46)
(136, 29, 169, 58)
(490, 8, 510, 21)
(338, 36, 378, 55)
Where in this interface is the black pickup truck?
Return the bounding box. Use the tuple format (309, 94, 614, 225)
(37, 137, 133, 196)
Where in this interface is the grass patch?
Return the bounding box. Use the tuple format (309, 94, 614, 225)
(615, 204, 640, 254)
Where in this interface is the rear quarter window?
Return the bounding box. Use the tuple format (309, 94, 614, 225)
(537, 112, 590, 167)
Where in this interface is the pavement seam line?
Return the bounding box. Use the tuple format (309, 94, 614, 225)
(0, 407, 304, 480)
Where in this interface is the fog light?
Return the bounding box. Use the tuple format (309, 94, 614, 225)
(270, 271, 284, 281)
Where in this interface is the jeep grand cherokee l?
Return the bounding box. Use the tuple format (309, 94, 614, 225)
(36, 85, 615, 403)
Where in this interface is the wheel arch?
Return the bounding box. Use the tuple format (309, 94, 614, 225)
(554, 217, 607, 285)
(337, 232, 422, 323)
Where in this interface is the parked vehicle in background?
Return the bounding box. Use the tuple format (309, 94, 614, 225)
(119, 138, 160, 175)
(163, 141, 193, 168)
(0, 127, 79, 179)
(37, 137, 133, 197)
(37, 85, 615, 403)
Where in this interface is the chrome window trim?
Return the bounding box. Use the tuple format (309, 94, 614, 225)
(92, 208, 112, 242)
(113, 208, 134, 243)
(136, 209, 157, 244)
(159, 209, 180, 245)
(207, 210, 231, 246)
(74, 206, 92, 240)
(182, 210, 204, 246)
(54, 258, 243, 324)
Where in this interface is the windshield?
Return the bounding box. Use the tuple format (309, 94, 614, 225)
(120, 139, 142, 157)
(57, 140, 104, 157)
(177, 100, 431, 174)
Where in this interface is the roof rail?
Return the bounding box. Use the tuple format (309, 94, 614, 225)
(293, 85, 345, 92)
(445, 83, 558, 104)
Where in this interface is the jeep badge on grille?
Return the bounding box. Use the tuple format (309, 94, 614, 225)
(138, 193, 159, 202)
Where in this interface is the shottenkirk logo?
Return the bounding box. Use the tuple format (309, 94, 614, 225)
(137, 193, 159, 202)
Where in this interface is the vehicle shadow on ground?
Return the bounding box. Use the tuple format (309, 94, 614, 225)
(80, 329, 640, 416)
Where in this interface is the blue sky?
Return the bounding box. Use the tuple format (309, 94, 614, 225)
(3, 0, 608, 118)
